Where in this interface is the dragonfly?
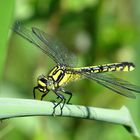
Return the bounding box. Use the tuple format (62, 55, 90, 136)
(13, 21, 140, 115)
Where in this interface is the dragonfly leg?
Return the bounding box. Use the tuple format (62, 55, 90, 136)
(51, 96, 59, 105)
(33, 86, 38, 99)
(52, 91, 66, 116)
(62, 90, 72, 104)
(41, 93, 47, 100)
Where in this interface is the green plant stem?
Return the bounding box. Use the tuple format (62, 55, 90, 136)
(0, 1, 14, 79)
(0, 98, 139, 138)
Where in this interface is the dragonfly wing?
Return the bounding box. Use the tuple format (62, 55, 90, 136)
(83, 72, 140, 98)
(12, 21, 76, 67)
(95, 78, 136, 98)
(13, 21, 38, 46)
(32, 27, 77, 67)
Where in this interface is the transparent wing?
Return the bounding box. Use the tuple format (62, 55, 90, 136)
(83, 72, 140, 98)
(12, 21, 76, 67)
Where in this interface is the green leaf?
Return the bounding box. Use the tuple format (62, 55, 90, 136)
(0, 0, 14, 79)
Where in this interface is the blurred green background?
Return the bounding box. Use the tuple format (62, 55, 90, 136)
(1, 0, 140, 140)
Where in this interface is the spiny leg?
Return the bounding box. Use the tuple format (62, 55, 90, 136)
(61, 90, 72, 104)
(33, 86, 38, 99)
(41, 91, 49, 100)
(51, 96, 59, 106)
(53, 90, 66, 115)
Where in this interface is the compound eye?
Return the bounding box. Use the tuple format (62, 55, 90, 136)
(40, 78, 47, 83)
(38, 79, 46, 87)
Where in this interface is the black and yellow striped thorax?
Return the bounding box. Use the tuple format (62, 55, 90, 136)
(47, 65, 81, 88)
(37, 62, 135, 92)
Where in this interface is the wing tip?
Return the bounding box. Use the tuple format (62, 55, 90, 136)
(12, 20, 22, 32)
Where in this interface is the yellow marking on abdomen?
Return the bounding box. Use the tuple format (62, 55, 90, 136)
(47, 62, 135, 88)
(73, 62, 135, 74)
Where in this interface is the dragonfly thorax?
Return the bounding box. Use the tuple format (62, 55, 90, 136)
(37, 75, 55, 91)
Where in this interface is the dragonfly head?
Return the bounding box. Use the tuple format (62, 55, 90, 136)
(34, 74, 54, 91)
(33, 75, 55, 99)
(38, 74, 55, 90)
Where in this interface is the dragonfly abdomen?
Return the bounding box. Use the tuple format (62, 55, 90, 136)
(75, 62, 135, 74)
